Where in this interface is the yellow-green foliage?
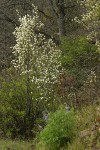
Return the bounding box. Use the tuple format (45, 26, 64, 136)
(77, 106, 96, 130)
(76, 105, 98, 131)
(37, 107, 77, 150)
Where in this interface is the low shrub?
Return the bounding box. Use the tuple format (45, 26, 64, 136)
(37, 106, 77, 150)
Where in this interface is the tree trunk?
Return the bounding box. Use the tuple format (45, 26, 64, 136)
(26, 73, 32, 117)
(48, 0, 66, 38)
(26, 56, 32, 117)
(57, 0, 66, 38)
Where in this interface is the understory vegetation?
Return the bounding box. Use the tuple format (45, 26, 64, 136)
(0, 105, 100, 150)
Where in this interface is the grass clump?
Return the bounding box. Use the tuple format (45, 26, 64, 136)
(37, 106, 77, 150)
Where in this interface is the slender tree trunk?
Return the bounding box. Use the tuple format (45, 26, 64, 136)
(57, 0, 66, 38)
(48, 0, 66, 38)
(26, 56, 32, 117)
(26, 73, 32, 117)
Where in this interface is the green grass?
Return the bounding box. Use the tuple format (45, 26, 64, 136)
(0, 139, 34, 150)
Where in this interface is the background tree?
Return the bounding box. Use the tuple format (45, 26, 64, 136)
(0, 4, 62, 138)
(77, 0, 100, 50)
(60, 37, 100, 107)
(12, 4, 62, 116)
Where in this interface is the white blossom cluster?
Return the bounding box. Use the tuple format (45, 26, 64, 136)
(12, 5, 62, 104)
(75, 0, 100, 52)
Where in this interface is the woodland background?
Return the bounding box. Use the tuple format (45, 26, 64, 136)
(0, 0, 100, 149)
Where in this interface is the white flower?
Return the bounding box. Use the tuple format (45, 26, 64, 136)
(12, 4, 63, 104)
